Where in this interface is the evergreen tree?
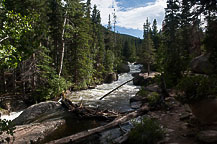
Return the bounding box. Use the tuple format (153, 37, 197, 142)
(142, 18, 155, 76)
(162, 0, 182, 87)
(65, 0, 93, 90)
(123, 41, 131, 60)
(91, 5, 105, 83)
(151, 19, 160, 50)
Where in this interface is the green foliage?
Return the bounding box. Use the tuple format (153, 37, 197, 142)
(0, 10, 32, 68)
(136, 87, 149, 97)
(35, 76, 71, 102)
(0, 119, 15, 136)
(128, 117, 164, 144)
(104, 50, 115, 73)
(147, 92, 161, 107)
(176, 75, 217, 104)
(0, 0, 143, 100)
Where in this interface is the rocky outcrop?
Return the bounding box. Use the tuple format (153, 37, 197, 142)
(190, 53, 215, 74)
(131, 72, 139, 77)
(133, 74, 153, 86)
(189, 99, 217, 124)
(117, 63, 130, 74)
(104, 72, 118, 84)
(144, 84, 162, 93)
(12, 101, 65, 125)
(0, 119, 65, 144)
(197, 130, 217, 143)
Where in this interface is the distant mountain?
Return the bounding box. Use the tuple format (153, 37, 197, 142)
(116, 26, 143, 39)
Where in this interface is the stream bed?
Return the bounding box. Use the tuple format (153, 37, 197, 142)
(69, 63, 141, 113)
(0, 63, 142, 143)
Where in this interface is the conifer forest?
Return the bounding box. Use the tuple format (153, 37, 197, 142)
(0, 0, 216, 143)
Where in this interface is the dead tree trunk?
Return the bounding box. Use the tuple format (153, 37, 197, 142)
(147, 63, 150, 76)
(58, 11, 67, 77)
(99, 79, 133, 100)
(3, 70, 6, 93)
(32, 53, 36, 91)
(46, 105, 149, 144)
(13, 69, 16, 94)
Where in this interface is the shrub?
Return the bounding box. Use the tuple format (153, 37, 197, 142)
(176, 75, 217, 104)
(147, 92, 161, 107)
(128, 117, 164, 144)
(136, 87, 149, 97)
(0, 119, 15, 136)
(34, 75, 72, 102)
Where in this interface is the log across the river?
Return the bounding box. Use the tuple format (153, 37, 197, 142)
(46, 105, 149, 144)
(99, 78, 133, 100)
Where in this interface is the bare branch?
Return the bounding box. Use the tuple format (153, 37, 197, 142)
(0, 36, 9, 43)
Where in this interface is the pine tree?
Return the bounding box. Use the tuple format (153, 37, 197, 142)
(162, 0, 182, 87)
(151, 19, 160, 50)
(142, 18, 155, 76)
(91, 5, 105, 83)
(64, 0, 93, 90)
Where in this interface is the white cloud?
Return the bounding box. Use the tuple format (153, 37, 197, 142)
(90, 0, 167, 31)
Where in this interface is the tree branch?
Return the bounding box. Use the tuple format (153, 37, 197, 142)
(0, 36, 9, 43)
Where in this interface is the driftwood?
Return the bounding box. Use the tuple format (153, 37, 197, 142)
(46, 105, 149, 144)
(99, 79, 133, 100)
(62, 98, 119, 120)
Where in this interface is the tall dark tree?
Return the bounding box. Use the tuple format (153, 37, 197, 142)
(162, 0, 183, 87)
(142, 18, 155, 76)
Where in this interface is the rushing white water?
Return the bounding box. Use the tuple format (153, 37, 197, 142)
(0, 111, 23, 121)
(69, 63, 142, 112)
(0, 63, 141, 120)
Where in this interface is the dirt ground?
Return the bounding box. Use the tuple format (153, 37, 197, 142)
(147, 94, 206, 144)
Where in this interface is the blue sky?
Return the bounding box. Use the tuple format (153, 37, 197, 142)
(116, 0, 155, 10)
(90, 0, 167, 38)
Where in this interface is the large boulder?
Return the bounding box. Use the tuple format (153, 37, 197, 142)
(189, 99, 217, 124)
(0, 119, 65, 144)
(12, 101, 65, 125)
(197, 130, 217, 143)
(133, 74, 153, 86)
(144, 84, 162, 93)
(117, 63, 130, 74)
(104, 72, 118, 84)
(131, 72, 139, 77)
(190, 53, 215, 74)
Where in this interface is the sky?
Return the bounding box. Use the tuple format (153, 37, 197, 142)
(90, 0, 167, 38)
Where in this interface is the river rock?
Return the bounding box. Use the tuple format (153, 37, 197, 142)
(12, 101, 65, 125)
(117, 63, 130, 74)
(0, 119, 65, 144)
(131, 72, 139, 77)
(197, 130, 217, 143)
(144, 84, 162, 93)
(133, 74, 153, 86)
(104, 72, 118, 83)
(130, 101, 143, 109)
(190, 53, 215, 74)
(130, 95, 146, 103)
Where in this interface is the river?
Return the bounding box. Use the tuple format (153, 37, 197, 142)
(1, 63, 141, 120)
(69, 63, 141, 113)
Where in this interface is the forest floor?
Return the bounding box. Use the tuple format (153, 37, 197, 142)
(147, 91, 216, 144)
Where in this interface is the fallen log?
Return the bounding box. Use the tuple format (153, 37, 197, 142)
(46, 105, 149, 144)
(61, 98, 119, 120)
(99, 79, 133, 100)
